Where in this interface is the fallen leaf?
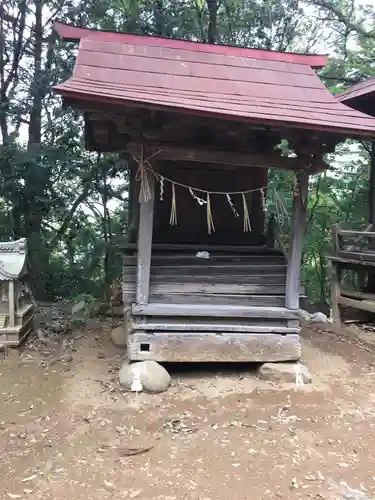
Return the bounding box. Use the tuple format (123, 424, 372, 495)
(117, 445, 153, 456)
(21, 475, 36, 482)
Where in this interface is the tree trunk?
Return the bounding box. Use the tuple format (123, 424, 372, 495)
(27, 0, 45, 299)
(28, 0, 42, 148)
(206, 0, 218, 44)
(153, 0, 165, 36)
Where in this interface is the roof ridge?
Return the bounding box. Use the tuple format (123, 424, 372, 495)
(53, 21, 327, 69)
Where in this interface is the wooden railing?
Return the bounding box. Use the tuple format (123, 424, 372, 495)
(266, 213, 289, 258)
(332, 224, 375, 261)
(331, 223, 375, 323)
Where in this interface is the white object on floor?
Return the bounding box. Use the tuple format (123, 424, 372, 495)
(196, 251, 210, 259)
(295, 363, 304, 388)
(130, 367, 143, 393)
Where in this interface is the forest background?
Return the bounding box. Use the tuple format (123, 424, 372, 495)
(0, 0, 374, 308)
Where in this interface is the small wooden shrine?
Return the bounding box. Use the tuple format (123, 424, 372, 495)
(331, 78, 375, 323)
(0, 238, 34, 346)
(53, 22, 375, 362)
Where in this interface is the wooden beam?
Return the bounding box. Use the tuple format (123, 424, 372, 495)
(126, 142, 327, 172)
(338, 295, 375, 314)
(120, 242, 283, 253)
(338, 228, 375, 237)
(135, 169, 155, 305)
(128, 332, 301, 362)
(132, 321, 299, 334)
(341, 288, 375, 301)
(132, 303, 299, 319)
(285, 170, 309, 310)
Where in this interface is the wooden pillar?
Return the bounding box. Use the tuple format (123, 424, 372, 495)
(285, 170, 309, 310)
(128, 165, 140, 243)
(136, 169, 155, 305)
(8, 280, 15, 327)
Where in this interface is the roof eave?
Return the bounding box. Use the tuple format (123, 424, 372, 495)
(54, 86, 375, 141)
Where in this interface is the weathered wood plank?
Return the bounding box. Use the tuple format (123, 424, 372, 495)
(123, 255, 286, 269)
(125, 263, 287, 273)
(338, 251, 375, 263)
(338, 229, 375, 237)
(126, 142, 326, 172)
(285, 171, 309, 310)
(132, 303, 299, 319)
(329, 257, 375, 271)
(121, 242, 284, 253)
(135, 169, 155, 305)
(128, 332, 301, 362)
(123, 292, 286, 307)
(146, 293, 287, 306)
(132, 321, 299, 333)
(123, 282, 303, 296)
(338, 295, 375, 314)
(133, 316, 288, 327)
(341, 288, 375, 301)
(127, 274, 286, 286)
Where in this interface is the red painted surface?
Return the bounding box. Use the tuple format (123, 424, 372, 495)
(337, 77, 375, 104)
(53, 23, 375, 138)
(53, 21, 327, 68)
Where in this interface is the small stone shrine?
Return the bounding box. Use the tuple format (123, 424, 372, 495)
(0, 238, 34, 346)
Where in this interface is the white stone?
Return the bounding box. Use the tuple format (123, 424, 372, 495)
(111, 326, 127, 347)
(119, 360, 171, 393)
(258, 362, 312, 384)
(310, 312, 329, 324)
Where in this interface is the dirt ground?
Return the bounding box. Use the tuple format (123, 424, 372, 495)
(2, 317, 375, 499)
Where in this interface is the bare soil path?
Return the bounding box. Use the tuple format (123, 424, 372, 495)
(1, 316, 375, 500)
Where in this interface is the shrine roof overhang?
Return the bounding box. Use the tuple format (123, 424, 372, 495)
(53, 21, 375, 141)
(336, 77, 375, 118)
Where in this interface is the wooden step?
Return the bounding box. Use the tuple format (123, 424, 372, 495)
(131, 303, 299, 319)
(132, 322, 299, 334)
(124, 264, 287, 275)
(121, 242, 285, 254)
(123, 255, 287, 266)
(123, 282, 302, 296)
(146, 293, 287, 307)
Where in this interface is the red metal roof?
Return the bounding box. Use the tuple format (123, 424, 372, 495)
(53, 22, 328, 68)
(337, 77, 375, 105)
(53, 22, 375, 139)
